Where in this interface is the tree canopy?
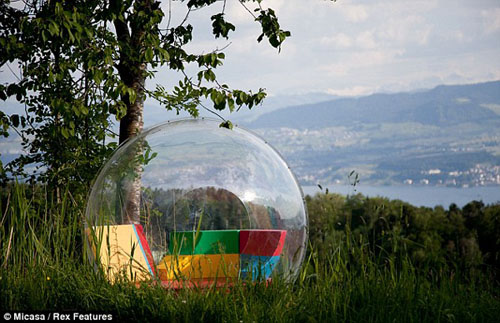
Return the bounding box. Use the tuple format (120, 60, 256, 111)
(0, 0, 291, 198)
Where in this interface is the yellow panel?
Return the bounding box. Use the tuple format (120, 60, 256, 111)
(86, 225, 153, 282)
(157, 254, 240, 280)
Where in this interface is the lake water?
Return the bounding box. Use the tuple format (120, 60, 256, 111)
(301, 185, 500, 208)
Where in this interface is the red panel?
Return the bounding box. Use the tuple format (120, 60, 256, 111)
(134, 224, 156, 275)
(239, 230, 286, 256)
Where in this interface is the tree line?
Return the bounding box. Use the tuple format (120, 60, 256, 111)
(307, 192, 500, 277)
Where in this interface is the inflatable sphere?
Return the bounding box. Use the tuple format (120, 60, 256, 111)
(85, 118, 308, 287)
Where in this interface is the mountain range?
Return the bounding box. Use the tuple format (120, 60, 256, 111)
(246, 81, 500, 129)
(242, 81, 500, 187)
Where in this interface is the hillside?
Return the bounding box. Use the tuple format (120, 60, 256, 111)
(244, 81, 500, 187)
(248, 81, 500, 129)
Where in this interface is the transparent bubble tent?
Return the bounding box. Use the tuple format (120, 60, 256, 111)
(85, 118, 308, 287)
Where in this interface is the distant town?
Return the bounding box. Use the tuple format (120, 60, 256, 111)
(407, 164, 500, 187)
(256, 126, 500, 188)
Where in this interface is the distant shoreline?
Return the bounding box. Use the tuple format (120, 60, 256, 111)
(301, 184, 500, 208)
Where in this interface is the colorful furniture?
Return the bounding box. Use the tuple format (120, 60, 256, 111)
(88, 226, 287, 286)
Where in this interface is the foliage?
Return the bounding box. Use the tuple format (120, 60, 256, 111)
(0, 0, 291, 198)
(307, 193, 500, 276)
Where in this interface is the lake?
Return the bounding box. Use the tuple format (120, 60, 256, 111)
(301, 185, 500, 208)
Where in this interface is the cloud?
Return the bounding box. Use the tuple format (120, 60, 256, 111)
(452, 31, 467, 43)
(225, 3, 254, 25)
(324, 63, 349, 77)
(322, 49, 405, 77)
(481, 8, 500, 34)
(338, 4, 369, 23)
(371, 0, 437, 16)
(320, 33, 353, 48)
(117, 0, 500, 98)
(326, 85, 377, 97)
(320, 30, 378, 50)
(355, 31, 377, 49)
(377, 15, 432, 46)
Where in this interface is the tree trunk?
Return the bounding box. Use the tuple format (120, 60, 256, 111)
(118, 64, 145, 145)
(113, 0, 150, 224)
(118, 64, 145, 224)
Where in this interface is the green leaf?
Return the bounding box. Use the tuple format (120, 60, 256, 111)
(80, 106, 89, 116)
(61, 127, 69, 139)
(204, 69, 215, 82)
(0, 89, 7, 101)
(145, 48, 153, 62)
(228, 97, 235, 112)
(7, 84, 19, 97)
(211, 13, 235, 39)
(219, 120, 233, 130)
(256, 9, 291, 51)
(10, 114, 20, 128)
(239, 92, 248, 103)
(48, 21, 60, 36)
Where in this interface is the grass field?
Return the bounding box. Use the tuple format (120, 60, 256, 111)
(1, 184, 499, 322)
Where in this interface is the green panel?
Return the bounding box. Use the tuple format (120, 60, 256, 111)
(168, 230, 240, 255)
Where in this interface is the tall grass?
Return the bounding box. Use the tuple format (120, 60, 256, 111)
(1, 184, 499, 322)
(0, 183, 82, 268)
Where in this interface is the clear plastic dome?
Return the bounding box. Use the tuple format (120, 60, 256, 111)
(85, 118, 307, 286)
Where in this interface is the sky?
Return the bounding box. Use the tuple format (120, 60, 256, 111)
(1, 0, 500, 145)
(2, 0, 499, 99)
(154, 0, 500, 97)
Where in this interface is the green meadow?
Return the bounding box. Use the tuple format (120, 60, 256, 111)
(1, 184, 499, 322)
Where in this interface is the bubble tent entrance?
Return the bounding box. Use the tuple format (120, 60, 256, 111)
(85, 118, 308, 287)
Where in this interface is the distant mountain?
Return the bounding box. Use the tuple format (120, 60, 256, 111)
(243, 81, 500, 187)
(229, 92, 338, 123)
(246, 81, 500, 129)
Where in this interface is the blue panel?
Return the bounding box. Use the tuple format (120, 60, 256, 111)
(240, 255, 280, 281)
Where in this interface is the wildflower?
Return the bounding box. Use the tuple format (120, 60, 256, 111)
(46, 276, 50, 281)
